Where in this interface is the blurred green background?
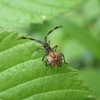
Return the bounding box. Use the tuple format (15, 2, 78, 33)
(19, 0, 100, 99)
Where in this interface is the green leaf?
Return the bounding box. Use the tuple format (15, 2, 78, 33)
(77, 69, 100, 100)
(0, 0, 86, 29)
(0, 30, 96, 100)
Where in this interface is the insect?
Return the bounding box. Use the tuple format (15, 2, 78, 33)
(18, 26, 69, 67)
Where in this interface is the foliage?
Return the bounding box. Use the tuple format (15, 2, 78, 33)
(0, 0, 99, 100)
(0, 31, 96, 100)
(78, 69, 100, 99)
(0, 0, 86, 28)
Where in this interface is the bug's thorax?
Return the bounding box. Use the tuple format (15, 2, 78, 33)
(43, 43, 53, 53)
(47, 51, 62, 66)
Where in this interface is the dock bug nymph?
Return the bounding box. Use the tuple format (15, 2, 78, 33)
(18, 26, 69, 67)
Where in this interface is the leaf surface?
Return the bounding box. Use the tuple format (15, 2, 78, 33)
(0, 30, 96, 100)
(0, 0, 85, 28)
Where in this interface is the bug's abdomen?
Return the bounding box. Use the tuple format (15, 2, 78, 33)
(47, 52, 62, 66)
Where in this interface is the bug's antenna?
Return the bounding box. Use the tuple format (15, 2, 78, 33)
(18, 37, 43, 44)
(45, 26, 62, 43)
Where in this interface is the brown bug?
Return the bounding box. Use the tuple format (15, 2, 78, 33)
(18, 26, 69, 67)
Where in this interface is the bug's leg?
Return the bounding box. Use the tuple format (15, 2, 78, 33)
(45, 59, 48, 66)
(37, 48, 44, 51)
(18, 37, 43, 44)
(60, 53, 69, 64)
(48, 40, 50, 46)
(52, 45, 58, 51)
(42, 53, 48, 61)
(45, 26, 62, 43)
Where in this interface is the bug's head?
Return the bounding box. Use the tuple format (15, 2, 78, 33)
(43, 42, 49, 48)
